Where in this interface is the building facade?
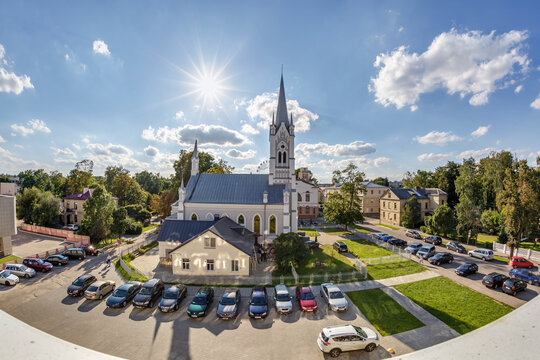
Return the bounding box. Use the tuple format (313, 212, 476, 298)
(297, 178, 319, 220)
(0, 195, 17, 257)
(0, 182, 21, 196)
(359, 181, 388, 216)
(62, 188, 118, 226)
(380, 188, 448, 227)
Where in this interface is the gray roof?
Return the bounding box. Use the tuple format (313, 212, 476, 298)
(157, 219, 216, 244)
(185, 173, 285, 204)
(425, 188, 448, 196)
(361, 181, 388, 189)
(388, 188, 429, 200)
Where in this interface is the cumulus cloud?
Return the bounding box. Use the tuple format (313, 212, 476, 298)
(471, 125, 490, 138)
(369, 29, 530, 110)
(174, 111, 184, 120)
(0, 145, 39, 167)
(87, 143, 132, 156)
(244, 92, 319, 132)
(296, 140, 376, 157)
(92, 39, 111, 56)
(226, 148, 256, 159)
(514, 85, 523, 93)
(418, 152, 452, 162)
(373, 157, 390, 167)
(0, 44, 34, 95)
(241, 124, 260, 135)
(0, 135, 5, 143)
(10, 119, 51, 136)
(141, 124, 250, 147)
(457, 147, 498, 159)
(144, 145, 159, 157)
(52, 147, 76, 158)
(413, 131, 462, 145)
(531, 93, 540, 109)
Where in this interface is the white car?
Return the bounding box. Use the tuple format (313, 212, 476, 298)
(318, 324, 379, 357)
(64, 224, 79, 231)
(4, 264, 36, 278)
(320, 283, 348, 312)
(273, 285, 293, 314)
(468, 249, 494, 261)
(0, 270, 20, 286)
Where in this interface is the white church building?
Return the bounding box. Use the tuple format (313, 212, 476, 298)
(158, 74, 299, 271)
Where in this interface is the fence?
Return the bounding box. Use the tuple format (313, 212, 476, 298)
(21, 223, 90, 246)
(2, 243, 78, 269)
(493, 242, 540, 262)
(359, 254, 411, 265)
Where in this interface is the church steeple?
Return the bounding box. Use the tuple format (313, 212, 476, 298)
(275, 73, 289, 129)
(191, 140, 199, 177)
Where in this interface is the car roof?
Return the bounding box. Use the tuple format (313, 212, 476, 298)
(275, 284, 288, 292)
(144, 278, 161, 287)
(487, 272, 504, 276)
(322, 283, 341, 292)
(298, 286, 312, 293)
(512, 256, 525, 259)
(196, 287, 212, 295)
(78, 274, 94, 280)
(24, 257, 40, 261)
(323, 325, 357, 337)
(91, 280, 107, 287)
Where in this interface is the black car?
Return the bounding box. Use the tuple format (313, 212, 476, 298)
(133, 278, 164, 308)
(388, 238, 408, 247)
(455, 263, 478, 276)
(158, 285, 187, 313)
(428, 252, 454, 265)
(482, 272, 509, 288)
(446, 242, 467, 254)
(45, 254, 68, 266)
(62, 248, 86, 260)
(106, 281, 142, 308)
(424, 236, 443, 246)
(305, 240, 320, 250)
(502, 278, 527, 296)
(216, 288, 241, 319)
(249, 287, 269, 319)
(67, 274, 97, 296)
(187, 287, 214, 318)
(333, 242, 348, 253)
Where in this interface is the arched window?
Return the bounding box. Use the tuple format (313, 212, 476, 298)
(283, 151, 286, 163)
(191, 213, 198, 221)
(237, 214, 245, 225)
(298, 193, 302, 202)
(306, 191, 310, 202)
(253, 215, 261, 233)
(269, 215, 276, 234)
(278, 152, 282, 163)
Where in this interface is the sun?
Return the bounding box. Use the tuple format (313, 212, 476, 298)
(180, 60, 231, 111)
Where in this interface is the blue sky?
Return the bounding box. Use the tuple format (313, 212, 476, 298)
(1, 1, 539, 182)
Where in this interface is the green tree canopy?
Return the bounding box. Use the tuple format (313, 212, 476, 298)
(173, 150, 233, 187)
(81, 185, 115, 242)
(433, 161, 460, 207)
(66, 169, 94, 195)
(16, 187, 61, 227)
(111, 207, 128, 237)
(402, 170, 437, 189)
(372, 177, 389, 187)
(273, 232, 309, 273)
(430, 204, 457, 237)
(480, 209, 502, 235)
(401, 196, 421, 228)
(104, 166, 129, 193)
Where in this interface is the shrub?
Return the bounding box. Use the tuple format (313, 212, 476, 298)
(125, 218, 143, 235)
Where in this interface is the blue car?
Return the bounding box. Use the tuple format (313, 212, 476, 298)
(106, 281, 142, 308)
(249, 287, 268, 319)
(187, 287, 214, 318)
(380, 235, 394, 242)
(509, 268, 540, 285)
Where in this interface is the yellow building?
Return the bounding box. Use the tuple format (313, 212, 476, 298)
(380, 188, 448, 227)
(360, 181, 388, 216)
(62, 188, 118, 226)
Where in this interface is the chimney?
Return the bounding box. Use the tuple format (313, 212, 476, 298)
(214, 214, 220, 221)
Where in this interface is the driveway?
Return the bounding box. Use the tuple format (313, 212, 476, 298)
(10, 229, 71, 258)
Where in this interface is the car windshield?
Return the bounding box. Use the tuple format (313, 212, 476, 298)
(300, 292, 314, 300)
(353, 326, 367, 338)
(1, 272, 8, 278)
(87, 285, 98, 292)
(20, 265, 28, 270)
(139, 286, 153, 295)
(329, 291, 344, 299)
(276, 293, 290, 301)
(113, 289, 128, 297)
(192, 295, 207, 305)
(250, 295, 267, 305)
(36, 259, 45, 265)
(163, 290, 179, 299)
(220, 296, 237, 305)
(457, 264, 468, 270)
(72, 278, 85, 286)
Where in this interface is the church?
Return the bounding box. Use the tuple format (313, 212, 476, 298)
(158, 74, 299, 274)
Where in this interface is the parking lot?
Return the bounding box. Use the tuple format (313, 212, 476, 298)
(10, 229, 71, 258)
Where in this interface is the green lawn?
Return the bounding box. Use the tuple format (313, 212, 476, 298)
(395, 277, 513, 334)
(142, 224, 159, 232)
(115, 258, 148, 282)
(378, 223, 399, 231)
(94, 238, 118, 249)
(476, 233, 497, 249)
(348, 288, 424, 336)
(350, 224, 372, 233)
(321, 227, 353, 236)
(494, 255, 509, 263)
(518, 241, 540, 251)
(0, 255, 21, 264)
(292, 244, 357, 276)
(367, 261, 426, 280)
(343, 238, 394, 259)
(298, 228, 321, 237)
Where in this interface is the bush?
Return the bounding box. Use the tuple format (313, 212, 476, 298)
(273, 232, 309, 273)
(420, 226, 427, 233)
(125, 218, 143, 235)
(124, 204, 152, 224)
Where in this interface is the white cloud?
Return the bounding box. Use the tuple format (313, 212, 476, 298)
(369, 29, 530, 110)
(398, 26, 404, 33)
(64, 48, 86, 72)
(82, 137, 90, 144)
(413, 131, 462, 145)
(418, 152, 452, 162)
(144, 145, 159, 157)
(52, 147, 76, 158)
(141, 124, 250, 147)
(14, 144, 23, 149)
(241, 124, 260, 135)
(0, 44, 34, 95)
(457, 147, 498, 159)
(0, 135, 5, 143)
(10, 119, 51, 136)
(471, 125, 490, 138)
(514, 85, 523, 93)
(244, 92, 319, 132)
(226, 149, 256, 159)
(531, 93, 540, 109)
(174, 111, 184, 120)
(87, 143, 132, 156)
(72, 143, 81, 150)
(528, 151, 540, 159)
(373, 157, 390, 167)
(296, 140, 376, 157)
(0, 145, 40, 167)
(92, 39, 111, 56)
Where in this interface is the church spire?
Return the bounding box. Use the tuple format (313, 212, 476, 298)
(193, 139, 198, 157)
(275, 71, 289, 129)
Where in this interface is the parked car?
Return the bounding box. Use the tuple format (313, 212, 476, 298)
(296, 286, 317, 312)
(62, 248, 86, 260)
(132, 278, 164, 308)
(424, 236, 442, 245)
(455, 263, 478, 276)
(405, 230, 421, 239)
(187, 287, 214, 318)
(67, 274, 97, 296)
(509, 268, 540, 285)
(217, 288, 241, 319)
(22, 258, 53, 273)
(84, 280, 116, 300)
(158, 284, 187, 313)
(387, 238, 408, 247)
(446, 242, 466, 254)
(380, 235, 394, 242)
(317, 324, 379, 357)
(305, 240, 320, 250)
(0, 269, 19, 286)
(502, 278, 527, 296)
(4, 264, 36, 278)
(468, 249, 494, 261)
(416, 245, 436, 260)
(372, 233, 388, 241)
(81, 245, 100, 256)
(106, 281, 142, 308)
(320, 283, 348, 312)
(509, 257, 534, 269)
(405, 243, 423, 255)
(63, 224, 79, 231)
(45, 254, 68, 266)
(482, 272, 509, 288)
(428, 252, 454, 265)
(249, 287, 268, 319)
(273, 285, 293, 314)
(333, 242, 348, 253)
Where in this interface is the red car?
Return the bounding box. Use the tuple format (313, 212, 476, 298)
(82, 245, 100, 256)
(296, 286, 317, 312)
(23, 258, 53, 272)
(509, 257, 534, 269)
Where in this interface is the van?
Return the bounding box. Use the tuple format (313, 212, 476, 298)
(416, 245, 436, 260)
(62, 248, 86, 260)
(4, 264, 36, 278)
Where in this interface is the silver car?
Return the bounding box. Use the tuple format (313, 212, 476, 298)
(84, 280, 116, 300)
(320, 283, 348, 312)
(273, 285, 293, 314)
(0, 270, 20, 286)
(4, 264, 36, 278)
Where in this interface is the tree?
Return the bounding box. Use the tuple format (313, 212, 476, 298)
(456, 196, 481, 243)
(479, 151, 513, 210)
(430, 204, 457, 237)
(455, 158, 483, 241)
(150, 189, 177, 218)
(66, 169, 94, 195)
(17, 169, 51, 191)
(81, 186, 115, 242)
(402, 170, 437, 189)
(401, 196, 421, 228)
(433, 161, 460, 207)
(273, 232, 309, 273)
(16, 187, 60, 226)
(124, 204, 151, 224)
(372, 177, 389, 187)
(173, 150, 233, 187)
(16, 187, 42, 224)
(134, 171, 170, 194)
(111, 173, 146, 207)
(324, 163, 365, 230)
(48, 171, 67, 197)
(295, 168, 318, 184)
(111, 207, 128, 237)
(35, 191, 62, 227)
(480, 209, 502, 235)
(104, 166, 129, 193)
